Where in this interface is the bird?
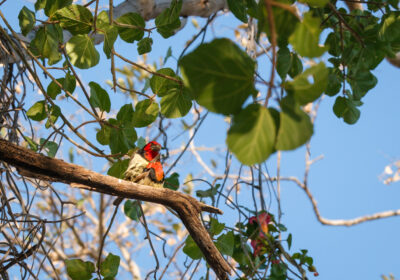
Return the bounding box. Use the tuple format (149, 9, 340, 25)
(113, 141, 164, 206)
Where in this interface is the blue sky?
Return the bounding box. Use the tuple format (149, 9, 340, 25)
(2, 1, 400, 279)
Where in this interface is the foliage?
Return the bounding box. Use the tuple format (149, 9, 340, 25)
(0, 0, 397, 279)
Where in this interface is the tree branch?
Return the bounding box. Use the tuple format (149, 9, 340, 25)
(0, 139, 231, 279)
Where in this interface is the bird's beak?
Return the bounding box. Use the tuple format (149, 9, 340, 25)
(152, 145, 161, 151)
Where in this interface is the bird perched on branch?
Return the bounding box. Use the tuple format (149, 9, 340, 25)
(114, 141, 164, 206)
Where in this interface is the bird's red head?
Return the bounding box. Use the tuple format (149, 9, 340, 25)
(142, 141, 162, 162)
(147, 161, 164, 182)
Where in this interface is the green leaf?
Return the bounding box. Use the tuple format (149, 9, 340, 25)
(65, 259, 95, 280)
(124, 200, 142, 221)
(160, 88, 192, 118)
(227, 0, 248, 23)
(299, 0, 329, 7)
(136, 137, 146, 149)
(117, 104, 134, 126)
(288, 52, 303, 78)
(196, 184, 220, 198)
(66, 34, 100, 69)
(325, 68, 342, 96)
(96, 125, 111, 145)
(89, 82, 111, 113)
(44, 0, 72, 17)
(277, 47, 291, 80)
(100, 253, 120, 278)
(155, 0, 182, 38)
(27, 101, 47, 121)
(163, 47, 173, 64)
(108, 119, 137, 154)
(132, 99, 159, 127)
(116, 13, 145, 43)
(45, 105, 61, 129)
(348, 70, 377, 100)
(333, 96, 361, 124)
(276, 99, 313, 151)
(164, 172, 179, 190)
(35, 0, 46, 11)
(210, 218, 225, 236)
(150, 68, 181, 97)
(30, 25, 63, 65)
(180, 38, 256, 115)
(40, 138, 59, 157)
(96, 11, 118, 59)
(47, 73, 76, 99)
(287, 233, 292, 250)
(227, 104, 276, 165)
(137, 37, 153, 55)
(258, 1, 300, 47)
(216, 231, 235, 257)
(183, 236, 203, 260)
(53, 4, 93, 35)
(18, 6, 36, 36)
(24, 136, 38, 151)
(107, 159, 129, 178)
(289, 12, 328, 58)
(284, 62, 328, 105)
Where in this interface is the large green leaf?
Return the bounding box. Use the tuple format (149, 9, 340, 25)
(89, 82, 111, 113)
(117, 104, 134, 126)
(155, 0, 182, 38)
(183, 236, 203, 260)
(137, 37, 153, 55)
(277, 47, 291, 80)
(333, 96, 361, 124)
(124, 200, 142, 221)
(66, 35, 100, 69)
(325, 68, 342, 97)
(26, 101, 47, 121)
(54, 4, 93, 35)
(150, 68, 181, 97)
(348, 69, 377, 100)
(284, 62, 328, 105)
(289, 12, 328, 58)
(30, 25, 63, 65)
(227, 0, 247, 23)
(100, 253, 120, 278)
(65, 259, 94, 280)
(164, 172, 180, 190)
(107, 159, 129, 178)
(226, 104, 276, 165)
(47, 73, 76, 99)
(18, 6, 35, 36)
(108, 119, 137, 154)
(44, 0, 72, 17)
(276, 98, 313, 151)
(258, 0, 300, 47)
(216, 231, 235, 257)
(160, 88, 192, 118)
(96, 11, 118, 58)
(40, 138, 59, 157)
(116, 13, 145, 43)
(132, 99, 159, 127)
(180, 39, 256, 115)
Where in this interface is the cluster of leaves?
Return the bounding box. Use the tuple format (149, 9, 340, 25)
(65, 253, 120, 280)
(183, 211, 317, 279)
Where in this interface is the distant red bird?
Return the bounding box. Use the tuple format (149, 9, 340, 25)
(124, 141, 162, 182)
(114, 141, 164, 206)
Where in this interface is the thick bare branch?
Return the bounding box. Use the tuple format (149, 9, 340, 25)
(0, 139, 231, 279)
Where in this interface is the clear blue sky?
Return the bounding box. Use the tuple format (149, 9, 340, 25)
(2, 1, 400, 279)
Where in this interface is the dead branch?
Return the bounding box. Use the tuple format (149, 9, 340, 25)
(0, 139, 231, 279)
